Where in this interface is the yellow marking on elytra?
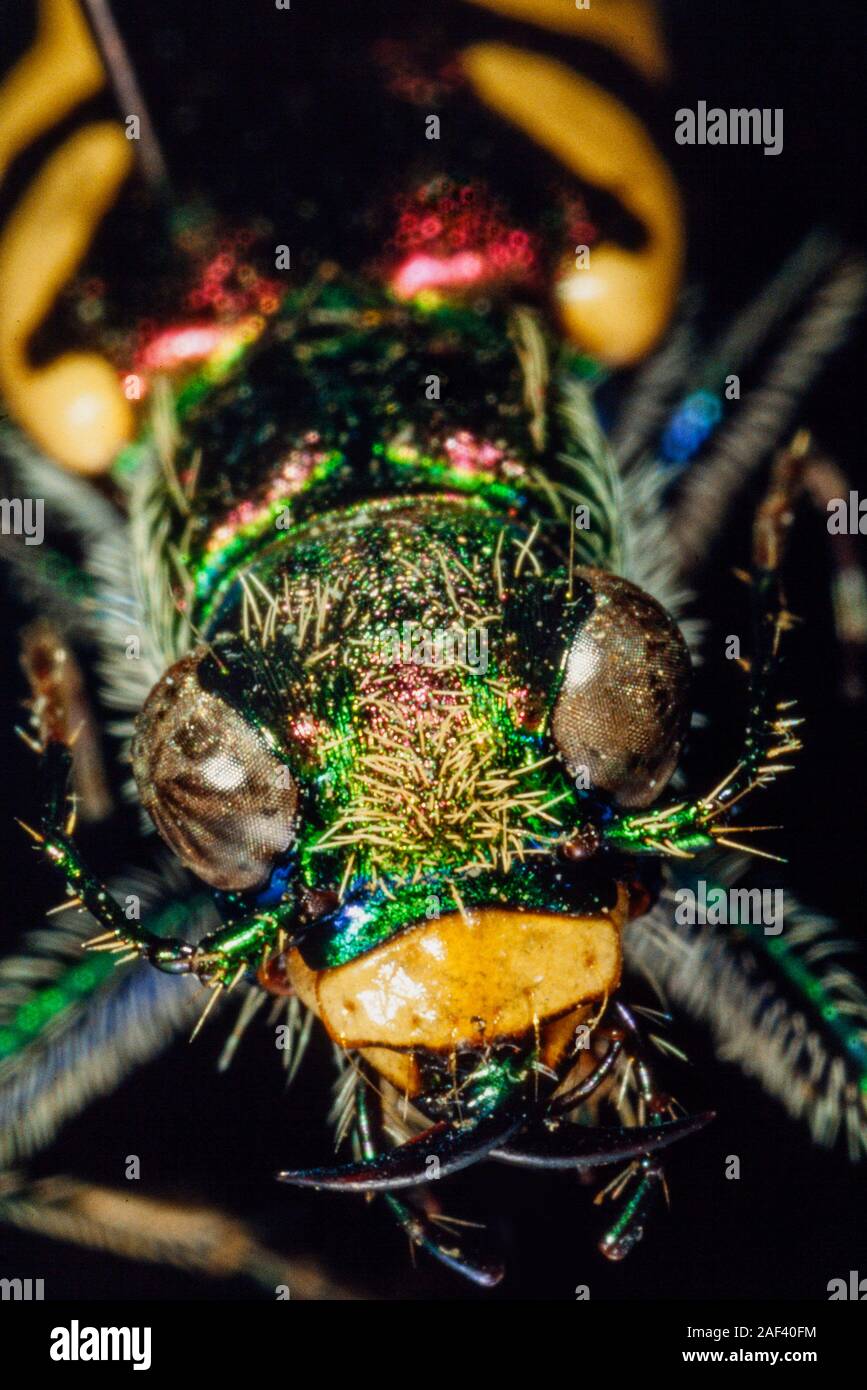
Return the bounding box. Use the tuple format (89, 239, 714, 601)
(0, 0, 104, 181)
(461, 0, 669, 84)
(462, 43, 682, 364)
(0, 122, 133, 473)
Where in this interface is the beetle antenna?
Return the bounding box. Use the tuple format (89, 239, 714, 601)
(81, 0, 169, 191)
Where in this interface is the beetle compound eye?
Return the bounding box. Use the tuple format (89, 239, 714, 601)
(552, 567, 691, 808)
(131, 649, 298, 890)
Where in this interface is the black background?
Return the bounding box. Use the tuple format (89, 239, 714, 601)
(0, 0, 865, 1301)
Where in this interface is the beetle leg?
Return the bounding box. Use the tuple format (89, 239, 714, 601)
(593, 1000, 692, 1260)
(498, 1002, 712, 1168)
(603, 434, 807, 860)
(355, 1078, 504, 1287)
(22, 734, 294, 984)
(598, 1158, 667, 1260)
(381, 1192, 505, 1287)
(593, 1013, 672, 1259)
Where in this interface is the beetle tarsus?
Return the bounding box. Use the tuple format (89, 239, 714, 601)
(383, 1193, 505, 1288)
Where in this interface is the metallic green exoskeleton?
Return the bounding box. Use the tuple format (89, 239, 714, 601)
(2, 0, 866, 1301)
(15, 274, 815, 1281)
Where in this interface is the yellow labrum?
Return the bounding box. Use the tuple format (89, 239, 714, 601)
(289, 890, 626, 1054)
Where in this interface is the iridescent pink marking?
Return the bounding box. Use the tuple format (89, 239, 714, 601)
(443, 431, 504, 475)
